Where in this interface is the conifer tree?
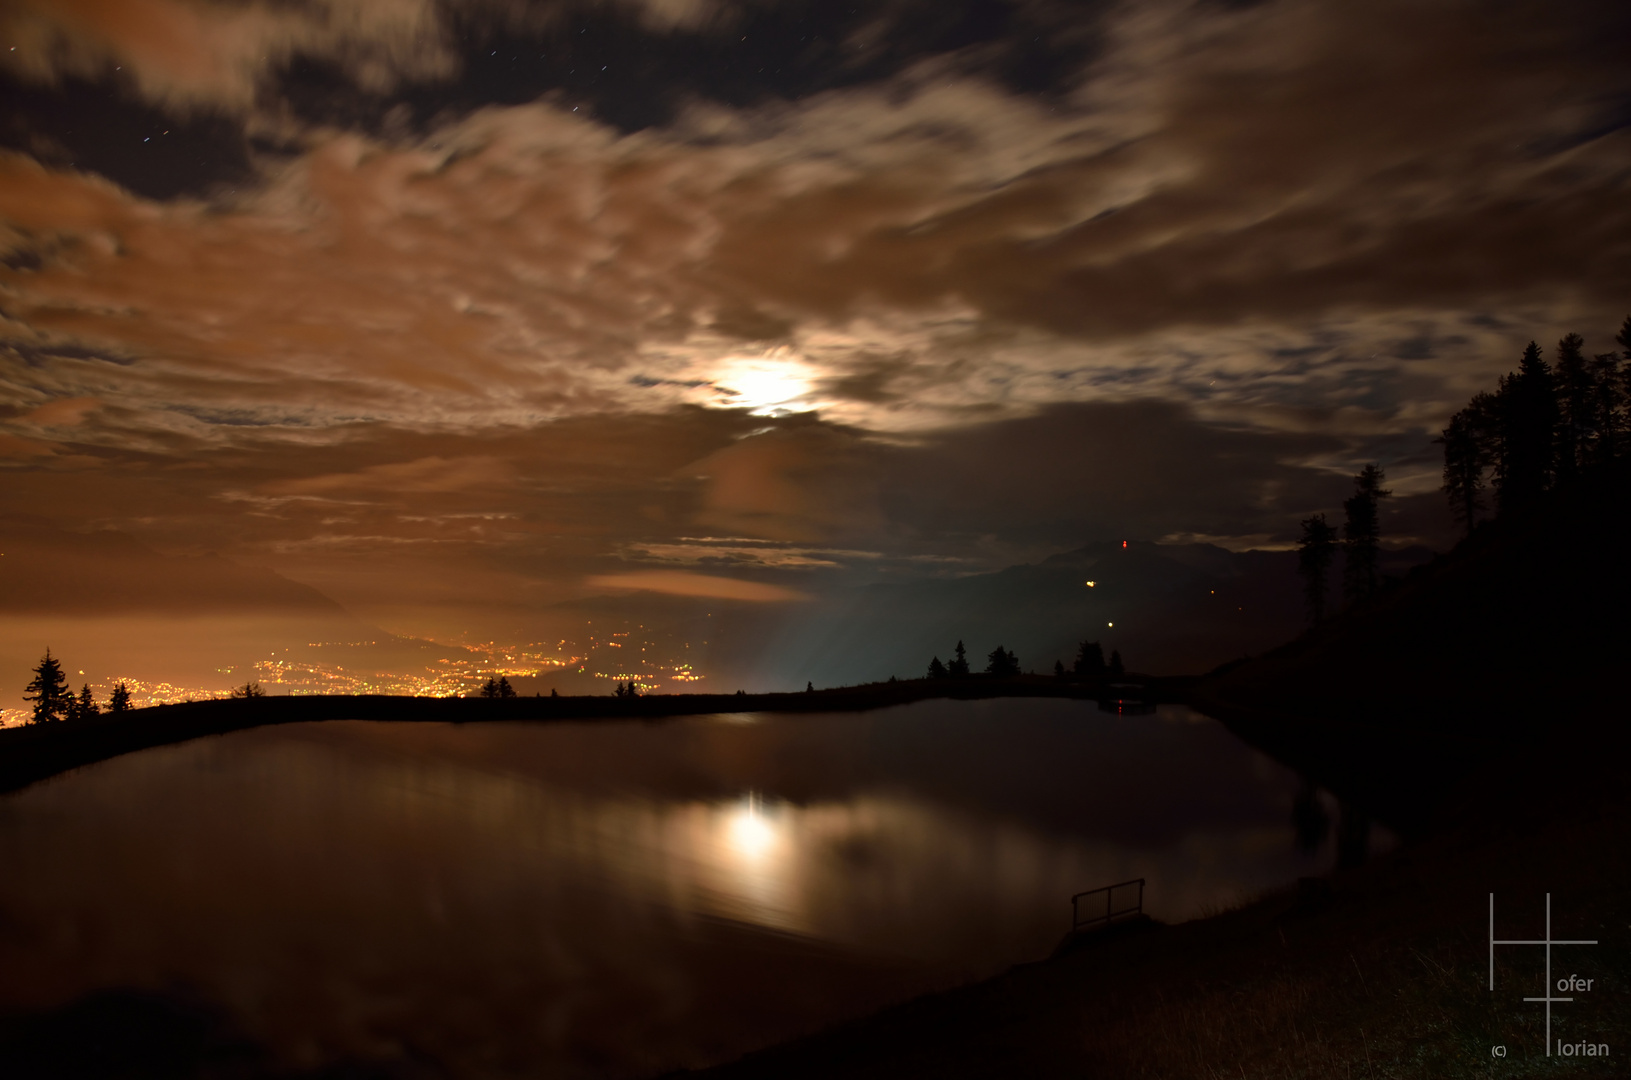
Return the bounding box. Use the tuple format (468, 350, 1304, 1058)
(108, 682, 133, 714)
(1296, 513, 1339, 623)
(498, 676, 516, 698)
(74, 684, 98, 720)
(1342, 464, 1391, 604)
(1108, 650, 1124, 678)
(1618, 316, 1631, 421)
(984, 646, 1019, 678)
(1073, 641, 1105, 677)
(1494, 342, 1556, 512)
(948, 641, 970, 677)
(1553, 333, 1591, 482)
(1587, 353, 1623, 465)
(927, 656, 948, 679)
(1054, 660, 1066, 679)
(23, 649, 70, 723)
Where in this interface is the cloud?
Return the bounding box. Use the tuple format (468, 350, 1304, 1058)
(584, 570, 807, 602)
(4, 0, 1625, 468)
(0, 0, 453, 112)
(267, 456, 513, 496)
(0, 0, 1624, 640)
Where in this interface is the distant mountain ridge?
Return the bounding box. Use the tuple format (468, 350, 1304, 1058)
(703, 540, 1435, 686)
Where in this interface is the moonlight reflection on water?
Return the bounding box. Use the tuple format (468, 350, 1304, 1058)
(0, 700, 1367, 1078)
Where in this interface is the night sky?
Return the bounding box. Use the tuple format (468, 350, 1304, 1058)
(2, 0, 1629, 684)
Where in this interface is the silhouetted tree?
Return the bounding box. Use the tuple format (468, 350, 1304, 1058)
(1618, 316, 1631, 382)
(927, 656, 948, 679)
(1072, 641, 1105, 678)
(1618, 316, 1631, 453)
(1342, 464, 1391, 604)
(1053, 659, 1066, 679)
(69, 684, 99, 721)
(498, 676, 516, 698)
(1494, 342, 1556, 513)
(24, 649, 70, 723)
(108, 682, 133, 714)
(985, 646, 1019, 678)
(229, 681, 263, 699)
(1587, 353, 1623, 465)
(1438, 392, 1496, 536)
(1296, 513, 1339, 623)
(806, 681, 814, 692)
(481, 677, 501, 698)
(1553, 333, 1591, 482)
(1108, 650, 1124, 678)
(948, 640, 970, 677)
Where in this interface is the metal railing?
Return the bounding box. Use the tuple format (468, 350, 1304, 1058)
(1071, 877, 1145, 932)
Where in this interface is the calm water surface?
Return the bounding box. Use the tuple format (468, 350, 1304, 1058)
(0, 699, 1360, 1077)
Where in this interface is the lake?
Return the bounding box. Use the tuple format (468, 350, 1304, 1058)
(0, 698, 1367, 1078)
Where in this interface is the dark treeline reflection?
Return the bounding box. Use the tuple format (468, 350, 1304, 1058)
(0, 700, 1364, 1078)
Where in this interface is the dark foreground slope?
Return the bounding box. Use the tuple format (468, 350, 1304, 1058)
(1188, 466, 1631, 835)
(683, 742, 1629, 1080)
(1196, 465, 1631, 735)
(681, 477, 1631, 1080)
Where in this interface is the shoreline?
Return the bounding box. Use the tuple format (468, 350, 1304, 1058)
(0, 676, 1195, 795)
(679, 730, 1629, 1079)
(8, 681, 1621, 1078)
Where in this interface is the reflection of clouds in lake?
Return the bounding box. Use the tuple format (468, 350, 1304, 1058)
(0, 703, 1344, 1076)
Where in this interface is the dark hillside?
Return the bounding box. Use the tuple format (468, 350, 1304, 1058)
(1190, 466, 1631, 834)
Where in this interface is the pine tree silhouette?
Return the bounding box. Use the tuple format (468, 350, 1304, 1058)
(984, 646, 1019, 678)
(1553, 333, 1591, 482)
(1342, 464, 1391, 604)
(1437, 395, 1495, 537)
(1494, 342, 1557, 512)
(23, 649, 70, 724)
(72, 684, 99, 721)
(948, 641, 970, 677)
(1296, 513, 1339, 623)
(1073, 640, 1105, 677)
(108, 682, 133, 714)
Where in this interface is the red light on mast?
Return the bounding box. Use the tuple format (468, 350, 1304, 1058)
(1122, 540, 1127, 549)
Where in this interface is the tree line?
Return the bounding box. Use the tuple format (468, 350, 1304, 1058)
(22, 649, 132, 723)
(924, 638, 1125, 681)
(1438, 319, 1631, 531)
(1294, 317, 1631, 628)
(926, 639, 1019, 679)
